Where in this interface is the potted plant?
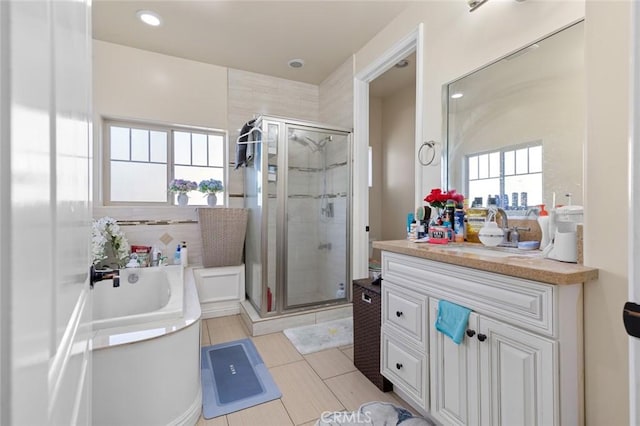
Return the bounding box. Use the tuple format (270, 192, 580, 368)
(168, 179, 197, 206)
(92, 216, 130, 269)
(198, 179, 224, 206)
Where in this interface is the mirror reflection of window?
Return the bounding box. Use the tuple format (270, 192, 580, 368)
(466, 141, 542, 210)
(446, 21, 584, 208)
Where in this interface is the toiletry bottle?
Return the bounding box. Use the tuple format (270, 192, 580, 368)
(454, 204, 465, 242)
(174, 244, 181, 265)
(336, 282, 345, 298)
(445, 199, 456, 241)
(538, 204, 550, 249)
(151, 246, 161, 267)
(407, 212, 415, 238)
(180, 241, 188, 267)
(466, 206, 488, 243)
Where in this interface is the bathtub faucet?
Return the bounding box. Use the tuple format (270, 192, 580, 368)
(89, 265, 120, 289)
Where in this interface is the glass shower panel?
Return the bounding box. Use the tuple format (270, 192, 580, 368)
(285, 127, 349, 308)
(244, 129, 263, 313)
(265, 122, 279, 313)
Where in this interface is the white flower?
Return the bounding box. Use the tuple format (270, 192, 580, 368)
(92, 216, 130, 267)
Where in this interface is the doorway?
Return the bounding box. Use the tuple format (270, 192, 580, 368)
(368, 52, 417, 262)
(353, 24, 424, 278)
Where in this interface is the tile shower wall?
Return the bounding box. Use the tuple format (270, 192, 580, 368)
(93, 207, 203, 266)
(287, 144, 325, 304)
(227, 68, 320, 197)
(321, 141, 350, 300)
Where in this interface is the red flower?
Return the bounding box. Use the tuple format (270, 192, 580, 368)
(424, 188, 464, 209)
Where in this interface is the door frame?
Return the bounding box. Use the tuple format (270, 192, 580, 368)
(353, 23, 424, 279)
(629, 1, 640, 423)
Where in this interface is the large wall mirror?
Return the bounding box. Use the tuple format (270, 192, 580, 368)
(445, 21, 584, 213)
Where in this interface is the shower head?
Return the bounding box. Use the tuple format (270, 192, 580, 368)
(290, 132, 332, 152)
(304, 135, 332, 151)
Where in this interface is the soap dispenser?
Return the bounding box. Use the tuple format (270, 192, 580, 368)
(538, 204, 550, 250)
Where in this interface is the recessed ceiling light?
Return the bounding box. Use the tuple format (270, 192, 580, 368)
(136, 10, 162, 27)
(395, 59, 409, 68)
(451, 93, 464, 99)
(288, 59, 305, 69)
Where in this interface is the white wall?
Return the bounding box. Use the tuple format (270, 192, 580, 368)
(355, 1, 631, 423)
(320, 56, 355, 130)
(93, 40, 228, 129)
(584, 2, 631, 424)
(380, 83, 416, 242)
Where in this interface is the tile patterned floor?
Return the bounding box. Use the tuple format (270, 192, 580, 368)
(197, 315, 412, 425)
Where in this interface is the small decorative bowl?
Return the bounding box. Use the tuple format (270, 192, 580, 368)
(478, 222, 504, 247)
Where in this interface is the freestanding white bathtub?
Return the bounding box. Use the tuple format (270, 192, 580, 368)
(92, 265, 202, 426)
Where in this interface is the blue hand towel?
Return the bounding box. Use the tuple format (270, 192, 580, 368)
(435, 300, 471, 345)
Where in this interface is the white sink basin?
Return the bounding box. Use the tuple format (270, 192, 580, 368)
(435, 245, 543, 259)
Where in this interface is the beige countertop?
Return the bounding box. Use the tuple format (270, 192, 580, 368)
(373, 240, 598, 285)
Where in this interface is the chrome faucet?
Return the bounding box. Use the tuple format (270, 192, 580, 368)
(487, 206, 509, 231)
(487, 206, 514, 247)
(89, 265, 120, 289)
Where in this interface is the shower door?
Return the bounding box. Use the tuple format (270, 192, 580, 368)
(283, 124, 351, 309)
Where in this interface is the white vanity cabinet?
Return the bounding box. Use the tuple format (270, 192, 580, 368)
(429, 299, 556, 426)
(381, 251, 584, 426)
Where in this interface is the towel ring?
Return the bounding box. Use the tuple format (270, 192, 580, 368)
(418, 141, 438, 166)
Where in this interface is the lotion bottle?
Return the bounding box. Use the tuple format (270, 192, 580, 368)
(180, 241, 188, 267)
(174, 244, 181, 265)
(538, 204, 550, 250)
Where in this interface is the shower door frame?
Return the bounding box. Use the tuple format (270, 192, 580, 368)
(255, 115, 352, 317)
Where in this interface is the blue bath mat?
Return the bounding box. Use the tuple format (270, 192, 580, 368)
(201, 338, 281, 419)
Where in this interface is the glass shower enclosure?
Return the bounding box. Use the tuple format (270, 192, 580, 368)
(244, 116, 351, 316)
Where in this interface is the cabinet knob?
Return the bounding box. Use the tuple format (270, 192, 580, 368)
(396, 311, 404, 318)
(466, 329, 476, 337)
(477, 333, 487, 342)
(396, 362, 403, 370)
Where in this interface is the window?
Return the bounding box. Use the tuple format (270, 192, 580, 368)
(466, 141, 542, 210)
(104, 120, 226, 205)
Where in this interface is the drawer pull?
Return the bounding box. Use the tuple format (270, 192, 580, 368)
(396, 362, 403, 370)
(361, 293, 372, 303)
(466, 329, 476, 337)
(396, 311, 404, 318)
(477, 333, 487, 342)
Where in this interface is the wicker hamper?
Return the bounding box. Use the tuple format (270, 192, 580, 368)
(198, 208, 249, 267)
(353, 278, 393, 392)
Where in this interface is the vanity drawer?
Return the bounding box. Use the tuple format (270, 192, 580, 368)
(382, 281, 428, 348)
(382, 332, 428, 410)
(383, 252, 555, 337)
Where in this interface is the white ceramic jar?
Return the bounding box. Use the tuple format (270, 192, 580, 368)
(478, 221, 504, 247)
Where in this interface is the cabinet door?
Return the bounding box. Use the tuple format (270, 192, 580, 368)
(429, 299, 480, 426)
(478, 316, 557, 426)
